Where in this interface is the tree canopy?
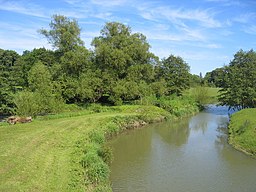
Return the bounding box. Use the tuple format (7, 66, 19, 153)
(156, 55, 190, 96)
(218, 49, 256, 109)
(39, 15, 84, 53)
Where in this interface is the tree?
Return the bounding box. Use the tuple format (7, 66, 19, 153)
(157, 55, 190, 96)
(0, 49, 20, 114)
(60, 46, 92, 77)
(14, 48, 57, 88)
(189, 74, 201, 87)
(28, 61, 52, 94)
(204, 67, 226, 87)
(218, 49, 256, 109)
(92, 22, 157, 78)
(14, 61, 64, 116)
(39, 15, 84, 53)
(76, 70, 103, 103)
(92, 22, 157, 104)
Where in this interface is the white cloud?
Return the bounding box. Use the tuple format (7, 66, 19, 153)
(205, 0, 241, 6)
(233, 13, 256, 24)
(0, 0, 48, 18)
(90, 0, 127, 6)
(244, 25, 256, 35)
(63, 0, 82, 5)
(138, 6, 222, 29)
(205, 43, 222, 48)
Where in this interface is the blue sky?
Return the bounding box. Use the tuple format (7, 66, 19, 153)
(0, 0, 255, 75)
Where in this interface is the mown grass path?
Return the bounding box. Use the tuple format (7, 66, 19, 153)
(0, 111, 134, 191)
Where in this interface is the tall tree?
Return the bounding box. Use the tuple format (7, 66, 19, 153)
(92, 22, 157, 79)
(39, 15, 84, 54)
(92, 22, 158, 104)
(157, 55, 190, 96)
(218, 49, 256, 109)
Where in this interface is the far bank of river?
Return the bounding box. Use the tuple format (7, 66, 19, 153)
(108, 105, 256, 192)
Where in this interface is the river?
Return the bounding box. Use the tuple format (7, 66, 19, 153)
(108, 105, 256, 192)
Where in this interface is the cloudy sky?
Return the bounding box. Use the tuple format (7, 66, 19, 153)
(0, 0, 255, 75)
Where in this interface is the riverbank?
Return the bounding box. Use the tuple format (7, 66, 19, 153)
(228, 108, 256, 157)
(0, 101, 199, 191)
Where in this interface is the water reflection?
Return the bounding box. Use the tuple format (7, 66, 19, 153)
(204, 104, 236, 116)
(110, 126, 153, 163)
(153, 119, 190, 147)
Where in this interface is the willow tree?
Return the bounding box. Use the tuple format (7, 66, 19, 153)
(91, 22, 158, 104)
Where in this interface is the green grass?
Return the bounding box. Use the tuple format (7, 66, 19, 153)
(0, 105, 177, 191)
(228, 108, 256, 156)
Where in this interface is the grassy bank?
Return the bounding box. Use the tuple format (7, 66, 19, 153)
(228, 108, 256, 156)
(0, 102, 198, 191)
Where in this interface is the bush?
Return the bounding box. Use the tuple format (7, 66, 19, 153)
(190, 86, 210, 105)
(13, 91, 41, 116)
(13, 90, 64, 117)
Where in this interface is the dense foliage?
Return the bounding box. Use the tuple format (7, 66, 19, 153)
(204, 67, 226, 87)
(218, 49, 256, 109)
(0, 49, 20, 114)
(156, 55, 190, 96)
(0, 15, 200, 116)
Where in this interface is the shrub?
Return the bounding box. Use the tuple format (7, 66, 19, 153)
(13, 90, 64, 117)
(13, 91, 40, 117)
(191, 86, 210, 106)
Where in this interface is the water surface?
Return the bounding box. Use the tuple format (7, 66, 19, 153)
(108, 105, 256, 192)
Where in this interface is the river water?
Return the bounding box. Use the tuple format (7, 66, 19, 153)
(108, 105, 256, 192)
